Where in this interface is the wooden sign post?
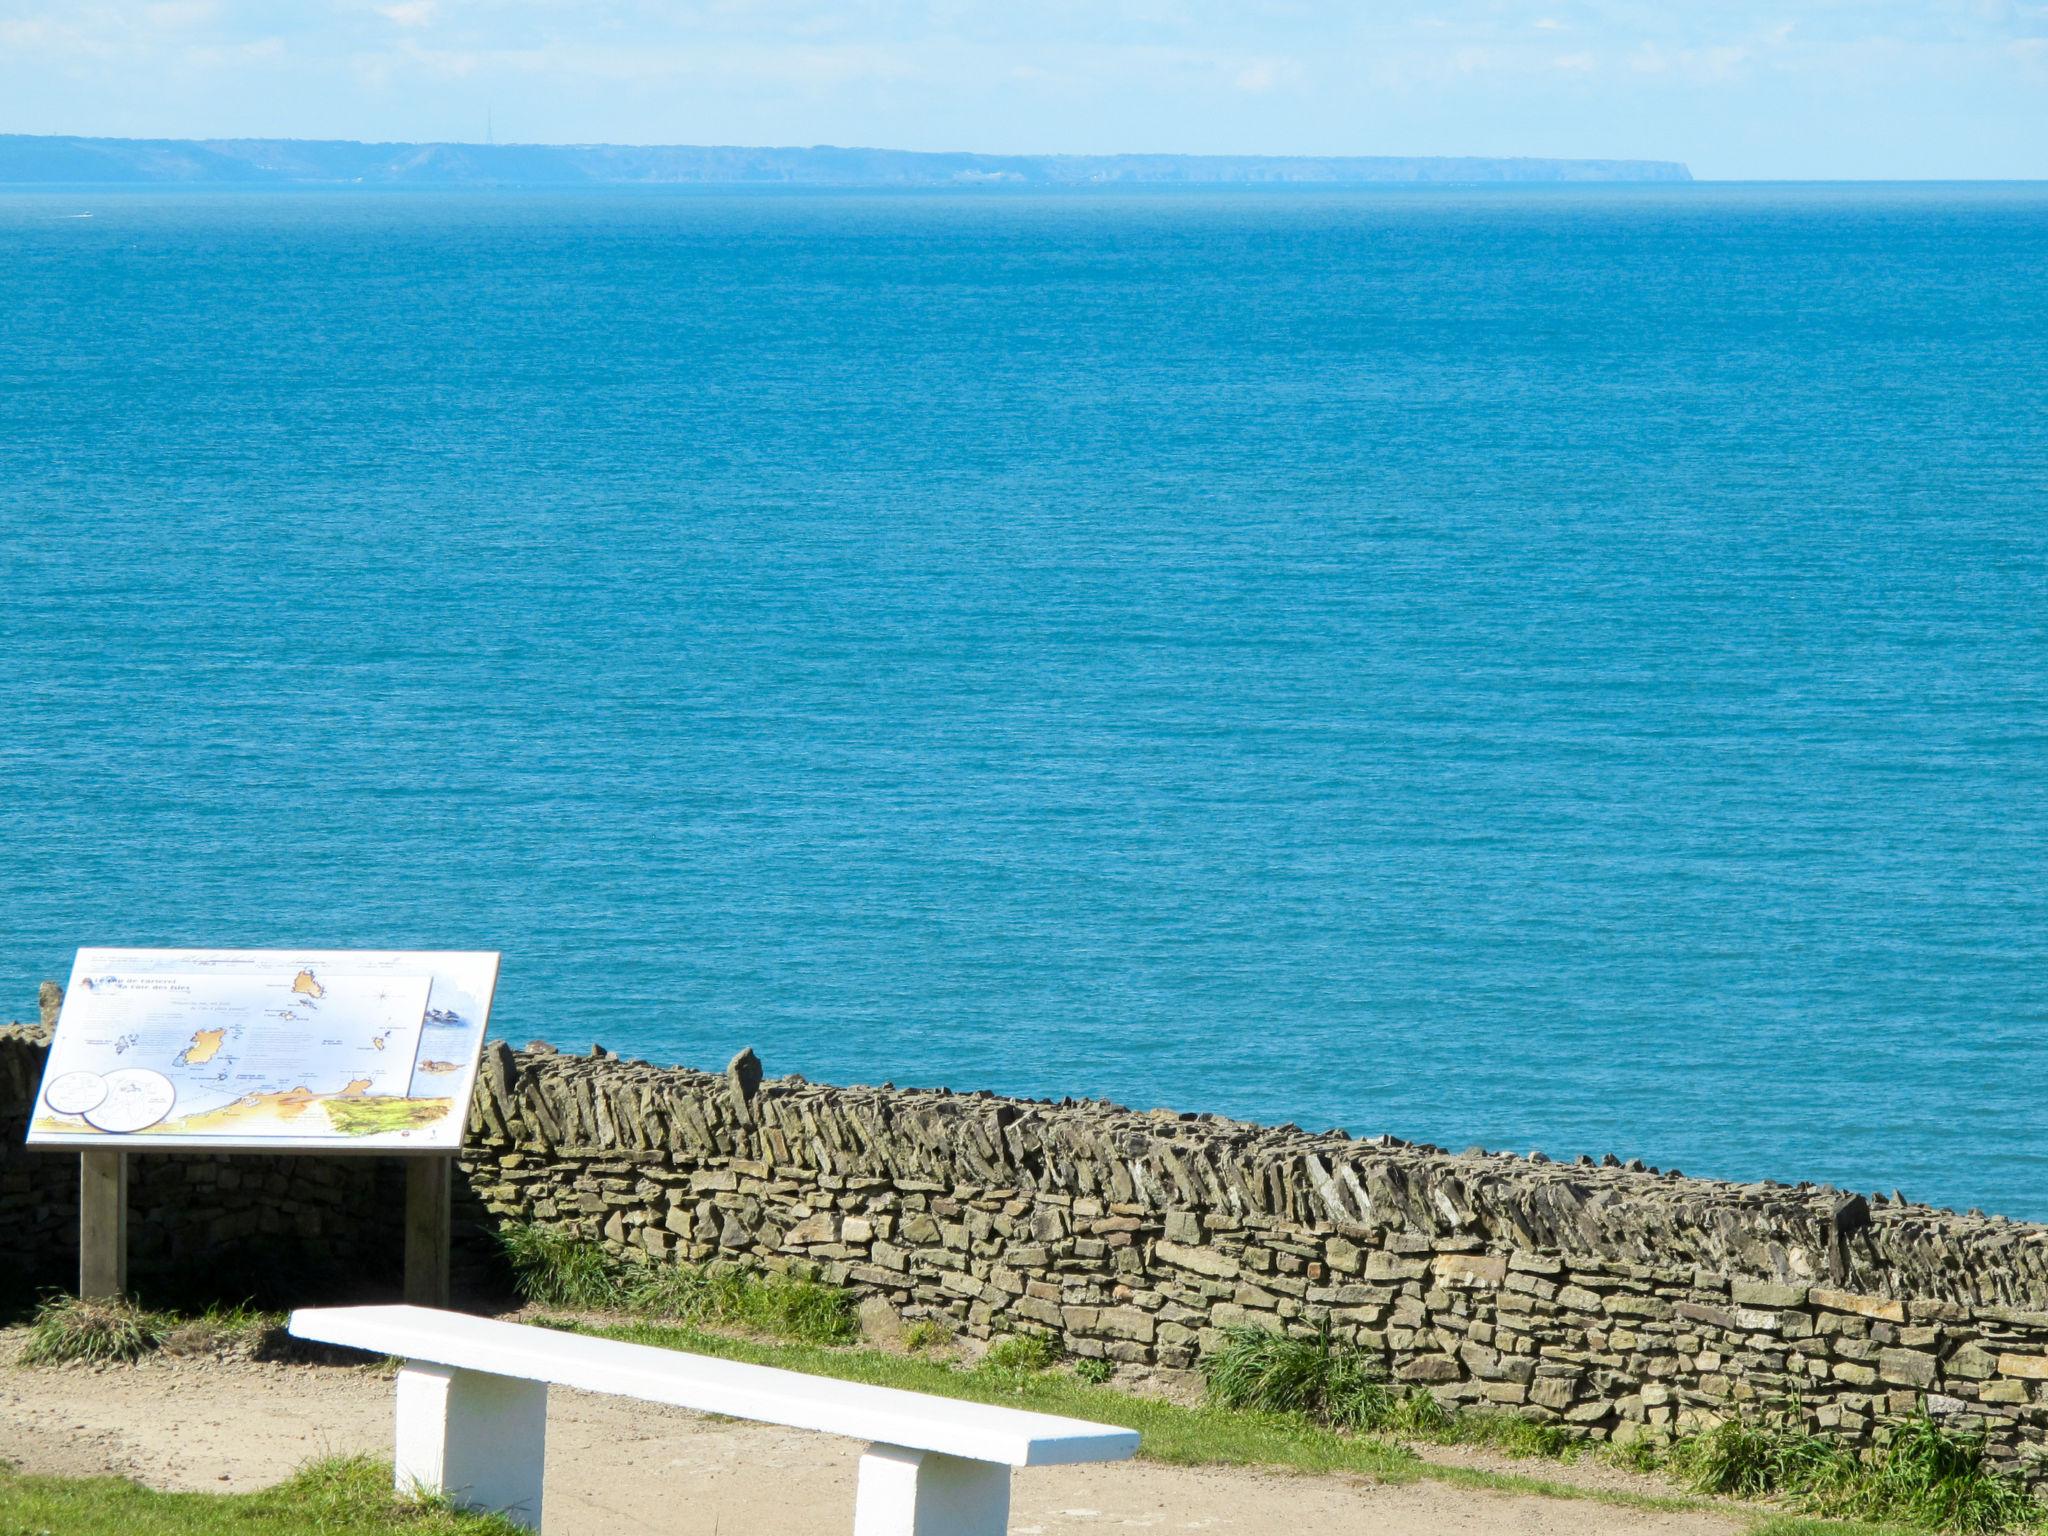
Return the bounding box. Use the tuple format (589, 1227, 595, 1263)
(78, 1148, 128, 1301)
(404, 1154, 455, 1309)
(31, 949, 499, 1311)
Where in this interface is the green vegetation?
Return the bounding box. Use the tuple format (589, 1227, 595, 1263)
(1198, 1323, 1450, 1438)
(1437, 1407, 1577, 1460)
(496, 1223, 856, 1345)
(1200, 1322, 1396, 1431)
(1654, 1413, 2045, 1535)
(631, 1263, 855, 1346)
(1074, 1355, 1116, 1385)
(550, 1315, 1434, 1484)
(981, 1333, 1060, 1373)
(16, 1294, 284, 1366)
(19, 1295, 166, 1365)
(1196, 1325, 2042, 1533)
(593, 1312, 2048, 1531)
(902, 1318, 952, 1352)
(0, 1456, 523, 1535)
(548, 1315, 1726, 1516)
(494, 1224, 621, 1310)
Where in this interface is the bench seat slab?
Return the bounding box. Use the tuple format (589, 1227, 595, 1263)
(396, 1363, 548, 1531)
(290, 1306, 1139, 1469)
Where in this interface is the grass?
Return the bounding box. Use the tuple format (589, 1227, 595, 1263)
(0, 1455, 524, 1535)
(15, 1294, 285, 1366)
(1658, 1413, 2046, 1535)
(546, 1313, 1720, 1518)
(552, 1314, 1436, 1482)
(494, 1224, 622, 1310)
(495, 1222, 856, 1345)
(18, 1295, 166, 1365)
(566, 1313, 2048, 1533)
(1194, 1325, 2042, 1533)
(1438, 1407, 1579, 1460)
(1201, 1322, 1393, 1430)
(982, 1332, 1060, 1373)
(1199, 1322, 1457, 1439)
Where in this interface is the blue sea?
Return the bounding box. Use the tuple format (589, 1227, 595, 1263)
(3, 184, 2044, 1219)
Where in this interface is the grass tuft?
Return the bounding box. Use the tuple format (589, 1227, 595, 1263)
(1606, 1434, 1666, 1474)
(714, 1268, 858, 1346)
(15, 1294, 289, 1368)
(1859, 1416, 2043, 1534)
(18, 1295, 166, 1365)
(1440, 1410, 1582, 1461)
(625, 1259, 856, 1345)
(1661, 1411, 2044, 1534)
(1199, 1323, 1395, 1432)
(981, 1333, 1059, 1373)
(496, 1224, 626, 1309)
(497, 1223, 855, 1344)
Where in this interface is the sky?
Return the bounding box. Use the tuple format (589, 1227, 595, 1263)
(0, 1, 2043, 179)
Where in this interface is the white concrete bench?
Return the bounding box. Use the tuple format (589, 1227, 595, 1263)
(288, 1304, 1139, 1534)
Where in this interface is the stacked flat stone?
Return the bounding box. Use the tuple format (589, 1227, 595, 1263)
(453, 1043, 2048, 1486)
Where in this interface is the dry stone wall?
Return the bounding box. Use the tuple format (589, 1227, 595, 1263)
(6, 1009, 2048, 1491)
(461, 1042, 2048, 1490)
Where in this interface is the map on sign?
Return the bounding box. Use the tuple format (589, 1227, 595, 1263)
(28, 949, 499, 1151)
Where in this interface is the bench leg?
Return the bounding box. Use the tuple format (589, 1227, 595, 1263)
(394, 1362, 548, 1530)
(853, 1444, 1010, 1536)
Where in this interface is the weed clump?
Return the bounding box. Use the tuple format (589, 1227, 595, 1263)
(713, 1269, 857, 1346)
(1199, 1323, 1395, 1432)
(19, 1295, 166, 1365)
(1198, 1325, 2045, 1533)
(1442, 1411, 1579, 1461)
(497, 1224, 626, 1310)
(497, 1224, 856, 1345)
(1865, 1415, 2043, 1534)
(981, 1334, 1059, 1373)
(1666, 1411, 2043, 1534)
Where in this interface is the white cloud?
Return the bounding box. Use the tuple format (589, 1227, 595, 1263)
(1233, 57, 1300, 90)
(184, 34, 284, 64)
(145, 0, 219, 27)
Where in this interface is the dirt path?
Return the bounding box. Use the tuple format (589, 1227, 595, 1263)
(0, 1336, 1743, 1536)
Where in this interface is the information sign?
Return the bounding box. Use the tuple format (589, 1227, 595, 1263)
(28, 948, 499, 1152)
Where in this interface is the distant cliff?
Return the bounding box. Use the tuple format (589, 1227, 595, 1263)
(0, 135, 1692, 188)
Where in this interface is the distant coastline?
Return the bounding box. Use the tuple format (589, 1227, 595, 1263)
(0, 134, 1692, 188)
